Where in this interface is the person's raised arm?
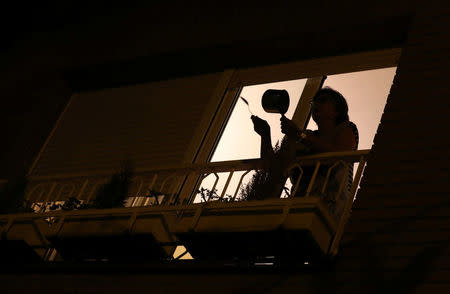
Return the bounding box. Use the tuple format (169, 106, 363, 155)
(279, 116, 303, 158)
(251, 115, 274, 159)
(280, 116, 302, 140)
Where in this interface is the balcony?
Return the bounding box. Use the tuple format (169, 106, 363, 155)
(0, 150, 368, 267)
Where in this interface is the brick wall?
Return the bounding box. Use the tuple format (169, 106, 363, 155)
(331, 5, 450, 294)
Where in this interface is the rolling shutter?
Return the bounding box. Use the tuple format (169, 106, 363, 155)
(30, 72, 224, 177)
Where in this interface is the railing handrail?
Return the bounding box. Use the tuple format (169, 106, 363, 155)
(28, 149, 370, 182)
(0, 197, 325, 221)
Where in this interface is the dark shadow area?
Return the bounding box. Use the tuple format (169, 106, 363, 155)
(47, 234, 169, 263)
(177, 229, 324, 265)
(0, 240, 42, 264)
(64, 16, 410, 92)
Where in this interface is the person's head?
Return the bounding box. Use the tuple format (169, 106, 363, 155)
(311, 87, 349, 126)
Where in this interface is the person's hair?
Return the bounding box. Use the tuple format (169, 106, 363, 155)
(312, 87, 349, 124)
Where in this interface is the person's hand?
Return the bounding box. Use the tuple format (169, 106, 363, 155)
(251, 115, 270, 137)
(301, 129, 315, 141)
(280, 116, 300, 138)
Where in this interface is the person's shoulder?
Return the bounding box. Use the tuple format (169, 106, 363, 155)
(335, 121, 359, 140)
(335, 121, 352, 130)
(336, 121, 358, 132)
(337, 121, 359, 149)
(347, 121, 358, 130)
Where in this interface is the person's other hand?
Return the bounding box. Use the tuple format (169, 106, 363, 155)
(280, 116, 299, 137)
(302, 129, 314, 139)
(251, 115, 270, 137)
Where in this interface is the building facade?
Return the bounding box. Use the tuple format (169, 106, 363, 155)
(1, 2, 449, 293)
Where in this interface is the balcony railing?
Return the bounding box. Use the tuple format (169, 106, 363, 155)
(0, 150, 369, 263)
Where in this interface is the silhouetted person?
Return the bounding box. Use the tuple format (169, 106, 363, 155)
(251, 87, 358, 220)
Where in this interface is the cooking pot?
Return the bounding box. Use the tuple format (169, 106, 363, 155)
(262, 89, 290, 116)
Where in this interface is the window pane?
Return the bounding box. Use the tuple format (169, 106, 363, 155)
(193, 79, 307, 203)
(306, 67, 396, 150)
(211, 79, 307, 162)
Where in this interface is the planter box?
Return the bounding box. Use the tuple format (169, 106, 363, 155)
(171, 198, 336, 262)
(46, 209, 176, 262)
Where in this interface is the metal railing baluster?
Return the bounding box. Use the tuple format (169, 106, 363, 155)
(287, 163, 304, 198)
(208, 173, 220, 202)
(329, 155, 367, 256)
(231, 170, 251, 201)
(305, 162, 321, 197)
(219, 171, 234, 200)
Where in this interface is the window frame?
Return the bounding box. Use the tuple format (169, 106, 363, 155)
(195, 48, 400, 165)
(178, 48, 400, 203)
